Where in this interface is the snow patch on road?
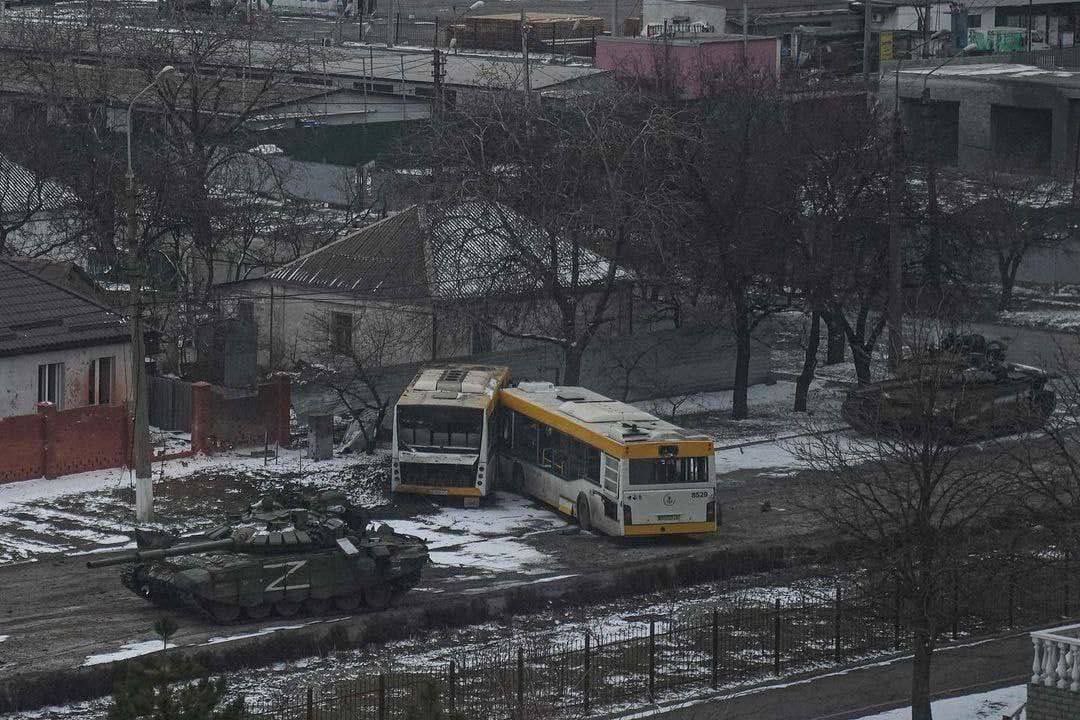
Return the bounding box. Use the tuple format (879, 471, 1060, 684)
(0, 635, 8, 643)
(853, 684, 1026, 719)
(381, 492, 568, 575)
(83, 639, 173, 666)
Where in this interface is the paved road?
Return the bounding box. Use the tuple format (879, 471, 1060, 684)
(0, 469, 826, 679)
(620, 633, 1032, 720)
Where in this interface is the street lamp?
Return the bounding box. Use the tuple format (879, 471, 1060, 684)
(451, 0, 484, 53)
(126, 64, 174, 524)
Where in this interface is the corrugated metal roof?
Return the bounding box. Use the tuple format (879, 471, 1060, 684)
(267, 208, 429, 298)
(0, 258, 130, 358)
(265, 201, 620, 301)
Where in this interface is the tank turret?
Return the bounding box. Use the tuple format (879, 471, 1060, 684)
(87, 493, 429, 623)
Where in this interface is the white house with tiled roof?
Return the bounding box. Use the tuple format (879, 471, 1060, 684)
(0, 257, 133, 418)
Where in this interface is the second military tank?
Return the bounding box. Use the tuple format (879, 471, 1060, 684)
(88, 490, 429, 623)
(841, 333, 1055, 442)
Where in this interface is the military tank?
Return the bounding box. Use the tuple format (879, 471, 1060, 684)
(87, 491, 429, 623)
(841, 333, 1055, 442)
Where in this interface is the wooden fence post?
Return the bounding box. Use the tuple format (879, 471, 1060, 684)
(773, 598, 781, 676)
(711, 608, 719, 688)
(584, 632, 591, 714)
(378, 673, 386, 720)
(306, 686, 313, 720)
(649, 620, 656, 701)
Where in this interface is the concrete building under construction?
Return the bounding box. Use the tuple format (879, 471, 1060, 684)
(451, 12, 605, 54)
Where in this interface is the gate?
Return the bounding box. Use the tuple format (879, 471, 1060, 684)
(148, 375, 193, 432)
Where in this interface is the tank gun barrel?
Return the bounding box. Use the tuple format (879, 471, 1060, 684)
(86, 539, 235, 568)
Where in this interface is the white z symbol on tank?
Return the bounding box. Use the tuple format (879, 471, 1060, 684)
(264, 560, 310, 592)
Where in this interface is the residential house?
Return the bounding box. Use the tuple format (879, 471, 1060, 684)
(0, 257, 132, 418)
(214, 201, 636, 374)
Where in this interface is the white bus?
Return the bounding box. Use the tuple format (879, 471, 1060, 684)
(497, 383, 717, 537)
(391, 365, 511, 506)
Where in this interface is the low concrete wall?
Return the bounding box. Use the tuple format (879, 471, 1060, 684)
(0, 543, 788, 713)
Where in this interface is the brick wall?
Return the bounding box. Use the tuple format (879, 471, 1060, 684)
(0, 412, 46, 483)
(0, 402, 129, 484)
(1028, 683, 1080, 720)
(191, 374, 291, 454)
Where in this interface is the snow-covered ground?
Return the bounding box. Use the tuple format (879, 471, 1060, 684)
(0, 568, 840, 720)
(381, 491, 569, 575)
(854, 685, 1025, 720)
(0, 449, 389, 566)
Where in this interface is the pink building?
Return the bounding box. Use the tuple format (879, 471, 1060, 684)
(595, 35, 781, 99)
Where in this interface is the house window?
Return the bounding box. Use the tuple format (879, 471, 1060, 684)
(330, 311, 354, 354)
(968, 14, 982, 28)
(88, 357, 114, 405)
(37, 362, 64, 408)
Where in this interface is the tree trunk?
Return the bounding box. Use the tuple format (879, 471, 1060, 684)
(911, 630, 934, 720)
(563, 345, 583, 386)
(998, 259, 1018, 312)
(732, 307, 751, 420)
(795, 311, 820, 412)
(823, 308, 846, 365)
(852, 343, 872, 385)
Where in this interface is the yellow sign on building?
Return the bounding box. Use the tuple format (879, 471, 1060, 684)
(880, 31, 894, 61)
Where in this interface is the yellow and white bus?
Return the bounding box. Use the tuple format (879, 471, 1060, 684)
(391, 365, 511, 507)
(497, 382, 717, 536)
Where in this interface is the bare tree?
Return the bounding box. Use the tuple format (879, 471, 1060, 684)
(790, 96, 891, 408)
(794, 333, 1024, 720)
(952, 173, 1073, 312)
(399, 80, 666, 385)
(659, 66, 796, 419)
(302, 304, 431, 453)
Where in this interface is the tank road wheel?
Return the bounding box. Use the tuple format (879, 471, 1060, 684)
(208, 602, 241, 624)
(334, 595, 362, 612)
(274, 601, 302, 618)
(576, 494, 593, 534)
(243, 604, 271, 621)
(363, 584, 393, 611)
(304, 598, 331, 616)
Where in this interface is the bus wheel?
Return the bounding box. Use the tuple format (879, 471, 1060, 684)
(576, 494, 593, 533)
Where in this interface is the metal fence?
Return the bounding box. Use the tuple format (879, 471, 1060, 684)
(148, 375, 193, 432)
(242, 563, 1077, 720)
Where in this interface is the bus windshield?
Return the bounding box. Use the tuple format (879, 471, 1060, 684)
(629, 456, 711, 486)
(397, 406, 483, 451)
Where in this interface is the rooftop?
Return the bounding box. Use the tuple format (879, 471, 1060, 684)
(0, 257, 129, 358)
(259, 201, 621, 301)
(398, 365, 510, 410)
(895, 61, 1080, 92)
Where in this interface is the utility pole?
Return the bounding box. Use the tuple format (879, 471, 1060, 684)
(521, 9, 531, 104)
(126, 66, 173, 523)
(400, 54, 407, 122)
(887, 90, 904, 370)
(742, 0, 748, 56)
(431, 46, 445, 115)
(862, 0, 872, 103)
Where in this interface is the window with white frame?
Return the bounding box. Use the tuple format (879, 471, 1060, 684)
(88, 356, 114, 405)
(37, 362, 64, 408)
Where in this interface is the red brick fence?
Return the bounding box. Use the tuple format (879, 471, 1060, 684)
(0, 374, 291, 485)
